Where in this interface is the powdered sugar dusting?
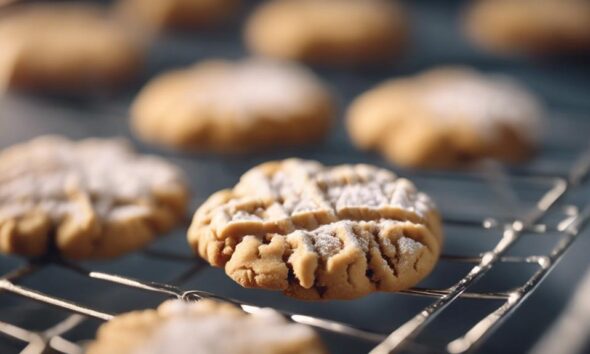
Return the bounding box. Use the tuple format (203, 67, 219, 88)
(133, 300, 318, 354)
(232, 210, 262, 222)
(0, 136, 186, 221)
(308, 225, 343, 258)
(419, 69, 544, 143)
(190, 59, 327, 123)
(288, 219, 424, 261)
(397, 236, 424, 254)
(331, 183, 389, 209)
(230, 159, 435, 222)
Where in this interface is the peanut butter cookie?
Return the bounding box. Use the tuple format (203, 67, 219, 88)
(0, 136, 188, 259)
(464, 0, 590, 55)
(0, 3, 143, 93)
(131, 59, 334, 153)
(188, 159, 442, 300)
(245, 0, 407, 66)
(114, 0, 239, 32)
(87, 299, 327, 354)
(347, 67, 545, 169)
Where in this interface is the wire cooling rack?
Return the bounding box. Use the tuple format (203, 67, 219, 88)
(1, 0, 589, 351)
(0, 142, 589, 354)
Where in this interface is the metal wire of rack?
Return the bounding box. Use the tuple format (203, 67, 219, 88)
(0, 143, 588, 354)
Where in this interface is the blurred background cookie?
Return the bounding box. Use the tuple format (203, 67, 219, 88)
(464, 0, 590, 55)
(244, 0, 407, 66)
(87, 299, 327, 354)
(114, 0, 240, 32)
(0, 0, 19, 7)
(131, 58, 334, 153)
(0, 136, 188, 259)
(347, 67, 545, 169)
(0, 2, 144, 94)
(188, 159, 442, 300)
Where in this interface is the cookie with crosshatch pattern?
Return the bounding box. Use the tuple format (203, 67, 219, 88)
(87, 299, 327, 354)
(188, 159, 443, 300)
(0, 136, 189, 259)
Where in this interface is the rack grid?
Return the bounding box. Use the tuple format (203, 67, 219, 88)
(0, 145, 588, 354)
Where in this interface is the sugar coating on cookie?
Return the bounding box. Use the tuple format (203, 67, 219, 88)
(464, 0, 590, 55)
(115, 0, 239, 32)
(87, 299, 326, 354)
(0, 136, 188, 259)
(0, 3, 143, 93)
(131, 59, 333, 152)
(189, 60, 324, 115)
(189, 159, 442, 300)
(417, 69, 543, 144)
(347, 67, 544, 168)
(245, 0, 407, 65)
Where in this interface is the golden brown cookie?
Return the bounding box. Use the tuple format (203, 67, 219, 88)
(0, 3, 143, 94)
(464, 0, 590, 55)
(131, 58, 334, 153)
(0, 136, 189, 259)
(0, 0, 19, 7)
(114, 0, 239, 32)
(244, 0, 407, 66)
(188, 159, 442, 300)
(347, 67, 545, 169)
(87, 299, 327, 354)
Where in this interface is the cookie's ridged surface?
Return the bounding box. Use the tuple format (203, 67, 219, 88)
(87, 299, 327, 354)
(188, 159, 442, 300)
(0, 136, 188, 259)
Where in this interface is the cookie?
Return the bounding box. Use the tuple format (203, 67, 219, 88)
(245, 0, 407, 66)
(0, 0, 19, 6)
(87, 299, 327, 354)
(347, 67, 545, 169)
(188, 159, 442, 300)
(114, 0, 239, 32)
(0, 136, 188, 259)
(464, 0, 590, 55)
(131, 59, 334, 153)
(0, 3, 143, 93)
